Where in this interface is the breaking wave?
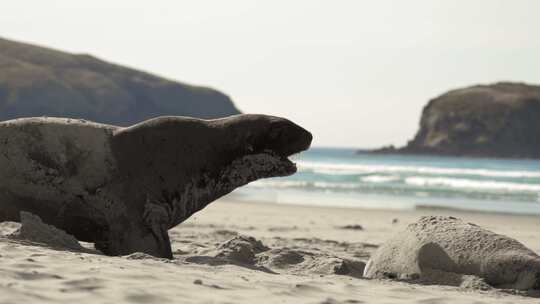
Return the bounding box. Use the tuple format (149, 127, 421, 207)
(296, 161, 540, 179)
(243, 148, 540, 207)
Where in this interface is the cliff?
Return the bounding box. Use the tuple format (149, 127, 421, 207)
(377, 82, 540, 159)
(0, 37, 240, 125)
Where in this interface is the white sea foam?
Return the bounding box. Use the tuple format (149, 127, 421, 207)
(247, 159, 540, 197)
(361, 175, 400, 183)
(312, 181, 358, 189)
(297, 161, 540, 178)
(405, 177, 540, 192)
(248, 180, 359, 190)
(248, 180, 309, 188)
(249, 174, 540, 193)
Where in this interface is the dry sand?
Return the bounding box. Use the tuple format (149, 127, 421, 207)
(1, 198, 540, 303)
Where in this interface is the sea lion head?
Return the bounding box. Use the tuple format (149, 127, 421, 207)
(217, 114, 313, 177)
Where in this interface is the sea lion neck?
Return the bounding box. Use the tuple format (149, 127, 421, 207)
(109, 115, 310, 226)
(110, 118, 231, 184)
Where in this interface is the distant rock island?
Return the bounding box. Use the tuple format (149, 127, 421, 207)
(371, 82, 540, 159)
(0, 37, 240, 125)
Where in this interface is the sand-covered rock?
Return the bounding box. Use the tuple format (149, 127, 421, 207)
(9, 211, 85, 251)
(364, 216, 540, 290)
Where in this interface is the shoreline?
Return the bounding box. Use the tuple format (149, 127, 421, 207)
(227, 191, 540, 217)
(215, 197, 540, 226)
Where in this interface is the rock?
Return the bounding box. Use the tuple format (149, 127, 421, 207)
(364, 216, 540, 290)
(0, 37, 240, 125)
(9, 211, 84, 251)
(372, 82, 540, 158)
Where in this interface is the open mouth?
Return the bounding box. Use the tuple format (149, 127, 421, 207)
(225, 125, 312, 184)
(248, 139, 311, 179)
(255, 131, 313, 178)
(224, 144, 310, 188)
(259, 149, 298, 177)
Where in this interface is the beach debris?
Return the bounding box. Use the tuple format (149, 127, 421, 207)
(268, 226, 299, 232)
(338, 224, 364, 231)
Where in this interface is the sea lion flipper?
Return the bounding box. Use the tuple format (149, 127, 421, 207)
(143, 200, 173, 259)
(148, 223, 173, 259)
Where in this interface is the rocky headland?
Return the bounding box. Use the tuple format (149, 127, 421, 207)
(372, 82, 540, 159)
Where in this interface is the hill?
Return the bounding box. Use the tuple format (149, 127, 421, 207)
(0, 37, 240, 125)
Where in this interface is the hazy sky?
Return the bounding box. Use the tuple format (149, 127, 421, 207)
(2, 1, 540, 147)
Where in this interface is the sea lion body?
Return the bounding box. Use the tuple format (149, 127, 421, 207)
(0, 115, 312, 258)
(0, 118, 117, 243)
(364, 216, 540, 290)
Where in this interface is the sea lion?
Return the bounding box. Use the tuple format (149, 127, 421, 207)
(0, 114, 312, 258)
(364, 216, 540, 290)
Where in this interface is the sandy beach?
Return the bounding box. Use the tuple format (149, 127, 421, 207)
(2, 198, 540, 304)
(3, 1, 540, 303)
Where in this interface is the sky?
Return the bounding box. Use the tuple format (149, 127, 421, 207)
(2, 0, 540, 148)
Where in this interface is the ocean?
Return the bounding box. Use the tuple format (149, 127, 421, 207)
(233, 147, 540, 215)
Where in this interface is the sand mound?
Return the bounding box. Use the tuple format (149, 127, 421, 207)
(124, 252, 173, 262)
(0, 221, 21, 236)
(311, 258, 366, 277)
(9, 212, 85, 251)
(192, 234, 366, 278)
(260, 248, 305, 268)
(215, 235, 270, 264)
